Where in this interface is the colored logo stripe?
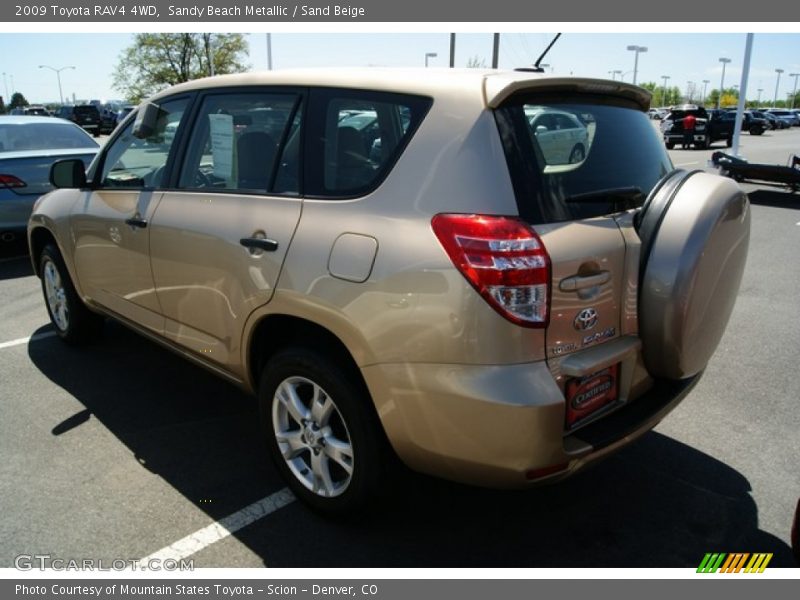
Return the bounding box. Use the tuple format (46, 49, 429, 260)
(697, 552, 773, 573)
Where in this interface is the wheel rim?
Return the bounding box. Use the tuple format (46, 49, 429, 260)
(43, 259, 69, 331)
(272, 376, 354, 498)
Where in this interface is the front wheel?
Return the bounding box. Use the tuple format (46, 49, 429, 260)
(39, 244, 103, 344)
(259, 348, 387, 513)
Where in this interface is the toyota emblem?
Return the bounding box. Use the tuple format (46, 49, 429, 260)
(573, 308, 598, 331)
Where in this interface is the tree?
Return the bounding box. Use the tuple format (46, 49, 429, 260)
(113, 33, 249, 103)
(9, 92, 29, 109)
(466, 55, 487, 68)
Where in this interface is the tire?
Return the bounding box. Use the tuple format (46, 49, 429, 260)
(726, 136, 733, 148)
(665, 141, 675, 150)
(258, 347, 387, 513)
(568, 144, 585, 163)
(637, 172, 750, 380)
(749, 127, 763, 136)
(39, 244, 103, 344)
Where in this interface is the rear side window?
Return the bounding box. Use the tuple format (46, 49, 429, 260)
(496, 95, 672, 224)
(305, 88, 431, 198)
(177, 91, 302, 194)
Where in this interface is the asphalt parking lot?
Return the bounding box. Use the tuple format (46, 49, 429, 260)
(1, 127, 799, 569)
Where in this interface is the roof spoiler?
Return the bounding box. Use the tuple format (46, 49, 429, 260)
(485, 75, 652, 111)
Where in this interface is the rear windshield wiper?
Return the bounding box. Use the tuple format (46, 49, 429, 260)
(564, 186, 644, 203)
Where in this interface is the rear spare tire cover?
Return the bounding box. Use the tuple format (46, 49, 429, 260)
(639, 172, 750, 379)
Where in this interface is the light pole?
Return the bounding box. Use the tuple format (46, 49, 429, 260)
(1, 72, 7, 103)
(757, 88, 763, 106)
(773, 68, 784, 107)
(611, 69, 622, 81)
(718, 57, 731, 108)
(661, 75, 670, 106)
(789, 73, 799, 109)
(701, 79, 710, 105)
(626, 45, 647, 86)
(687, 81, 695, 103)
(424, 52, 437, 68)
(38, 64, 74, 105)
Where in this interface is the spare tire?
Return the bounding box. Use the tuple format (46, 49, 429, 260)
(636, 171, 750, 380)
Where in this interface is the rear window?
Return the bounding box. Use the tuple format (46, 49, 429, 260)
(495, 96, 672, 224)
(0, 122, 98, 152)
(74, 106, 100, 118)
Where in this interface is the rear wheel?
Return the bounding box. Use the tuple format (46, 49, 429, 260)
(259, 347, 387, 513)
(665, 141, 675, 150)
(39, 244, 103, 344)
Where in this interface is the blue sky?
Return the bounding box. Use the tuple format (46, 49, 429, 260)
(1, 32, 798, 105)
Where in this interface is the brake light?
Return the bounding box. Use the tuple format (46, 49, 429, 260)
(0, 174, 26, 189)
(431, 213, 551, 327)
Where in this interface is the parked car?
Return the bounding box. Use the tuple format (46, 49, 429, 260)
(663, 106, 764, 149)
(0, 116, 98, 241)
(55, 104, 102, 136)
(662, 105, 720, 149)
(28, 70, 750, 512)
(99, 103, 135, 134)
(751, 110, 787, 130)
(765, 109, 800, 127)
(525, 107, 590, 163)
(23, 106, 49, 116)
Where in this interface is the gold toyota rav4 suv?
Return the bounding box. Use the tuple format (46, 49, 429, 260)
(28, 69, 750, 512)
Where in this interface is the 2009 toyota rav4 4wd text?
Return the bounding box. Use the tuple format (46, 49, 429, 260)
(28, 69, 750, 512)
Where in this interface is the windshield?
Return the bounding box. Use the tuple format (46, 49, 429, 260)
(496, 98, 672, 224)
(0, 122, 98, 152)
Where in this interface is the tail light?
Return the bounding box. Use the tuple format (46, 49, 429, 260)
(431, 213, 551, 327)
(0, 174, 26, 189)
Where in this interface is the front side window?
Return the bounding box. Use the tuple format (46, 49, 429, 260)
(306, 89, 431, 198)
(496, 96, 672, 224)
(98, 97, 189, 189)
(178, 91, 301, 194)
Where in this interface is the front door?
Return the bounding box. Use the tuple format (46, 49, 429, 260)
(70, 97, 190, 333)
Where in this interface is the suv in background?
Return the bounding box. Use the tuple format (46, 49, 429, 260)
(29, 70, 750, 512)
(55, 104, 102, 136)
(662, 105, 720, 149)
(765, 109, 800, 127)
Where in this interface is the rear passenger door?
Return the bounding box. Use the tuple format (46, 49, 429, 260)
(149, 89, 304, 372)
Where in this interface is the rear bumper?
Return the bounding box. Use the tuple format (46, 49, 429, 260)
(362, 352, 700, 488)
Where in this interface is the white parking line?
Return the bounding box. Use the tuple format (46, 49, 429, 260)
(139, 488, 296, 564)
(675, 161, 701, 166)
(0, 331, 56, 350)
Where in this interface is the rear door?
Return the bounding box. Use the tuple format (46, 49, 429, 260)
(149, 89, 304, 372)
(495, 93, 673, 429)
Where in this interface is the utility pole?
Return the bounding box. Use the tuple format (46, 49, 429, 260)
(492, 33, 500, 69)
(266, 33, 273, 70)
(449, 33, 455, 68)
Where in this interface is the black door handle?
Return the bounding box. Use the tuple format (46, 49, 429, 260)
(240, 237, 278, 252)
(125, 217, 148, 228)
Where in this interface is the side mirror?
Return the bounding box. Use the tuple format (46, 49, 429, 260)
(50, 159, 87, 189)
(132, 102, 164, 139)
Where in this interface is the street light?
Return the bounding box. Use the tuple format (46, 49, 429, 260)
(718, 57, 731, 108)
(757, 88, 763, 106)
(701, 79, 710, 105)
(38, 64, 75, 105)
(626, 45, 648, 86)
(661, 75, 670, 106)
(773, 68, 784, 107)
(610, 69, 622, 81)
(789, 73, 799, 109)
(687, 81, 695, 103)
(1, 72, 8, 104)
(424, 52, 437, 68)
